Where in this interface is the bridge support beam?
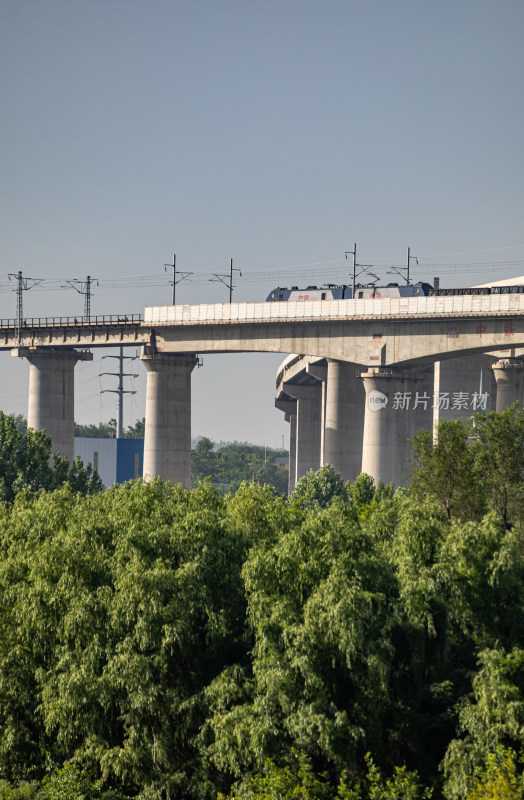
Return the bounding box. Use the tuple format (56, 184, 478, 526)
(13, 347, 93, 462)
(323, 359, 365, 483)
(141, 353, 198, 488)
(282, 382, 322, 484)
(492, 359, 524, 411)
(361, 368, 431, 486)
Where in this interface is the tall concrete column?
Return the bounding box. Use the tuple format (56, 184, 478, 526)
(282, 382, 322, 483)
(323, 359, 365, 483)
(492, 358, 524, 411)
(288, 411, 297, 494)
(433, 354, 496, 432)
(306, 362, 327, 464)
(141, 353, 198, 488)
(13, 347, 93, 462)
(361, 368, 432, 486)
(275, 397, 297, 494)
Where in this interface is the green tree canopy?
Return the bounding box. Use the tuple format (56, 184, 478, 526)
(291, 463, 347, 509)
(0, 409, 521, 799)
(410, 407, 524, 530)
(192, 438, 288, 494)
(74, 419, 117, 438)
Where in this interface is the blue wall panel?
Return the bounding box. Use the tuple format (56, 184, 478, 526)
(116, 439, 144, 483)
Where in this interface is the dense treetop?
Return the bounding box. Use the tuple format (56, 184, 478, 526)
(0, 407, 521, 799)
(74, 417, 145, 439)
(191, 437, 289, 493)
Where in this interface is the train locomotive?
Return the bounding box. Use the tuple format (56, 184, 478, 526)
(266, 282, 524, 301)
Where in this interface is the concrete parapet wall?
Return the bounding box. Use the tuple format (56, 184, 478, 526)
(145, 293, 524, 325)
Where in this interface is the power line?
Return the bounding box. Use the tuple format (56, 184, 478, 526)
(164, 254, 193, 304)
(100, 347, 139, 438)
(1, 251, 524, 306)
(210, 258, 242, 303)
(7, 271, 44, 344)
(63, 276, 99, 321)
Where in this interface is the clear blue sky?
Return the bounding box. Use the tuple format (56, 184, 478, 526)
(1, 0, 523, 446)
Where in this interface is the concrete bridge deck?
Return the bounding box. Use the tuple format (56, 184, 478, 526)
(1, 294, 523, 365)
(144, 294, 524, 366)
(0, 314, 146, 350)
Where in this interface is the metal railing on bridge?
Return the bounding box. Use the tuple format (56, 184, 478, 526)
(0, 313, 143, 329)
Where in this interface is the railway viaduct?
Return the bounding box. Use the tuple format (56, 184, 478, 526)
(1, 289, 524, 489)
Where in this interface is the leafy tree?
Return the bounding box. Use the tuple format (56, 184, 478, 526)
(204, 426, 524, 793)
(7, 414, 27, 435)
(0, 781, 37, 799)
(192, 437, 216, 480)
(410, 409, 524, 530)
(39, 763, 128, 800)
(0, 485, 113, 781)
(0, 480, 265, 797)
(52, 455, 104, 495)
(442, 649, 524, 800)
(0, 412, 102, 503)
(0, 407, 521, 798)
(471, 406, 524, 530)
(291, 464, 347, 509)
(221, 753, 432, 800)
(357, 757, 433, 800)
(0, 764, 129, 799)
(409, 420, 482, 523)
(192, 438, 289, 494)
(219, 753, 333, 800)
(74, 419, 117, 438)
(250, 461, 288, 494)
(74, 417, 146, 440)
(348, 473, 376, 512)
(465, 748, 522, 800)
(123, 417, 145, 439)
(204, 497, 406, 782)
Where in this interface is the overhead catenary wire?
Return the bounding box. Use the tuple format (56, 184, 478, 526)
(1, 247, 524, 303)
(0, 264, 523, 299)
(0, 264, 519, 290)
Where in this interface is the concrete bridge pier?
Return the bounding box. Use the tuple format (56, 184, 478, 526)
(13, 347, 93, 462)
(275, 398, 297, 493)
(360, 368, 431, 486)
(433, 355, 496, 434)
(492, 358, 524, 411)
(141, 352, 198, 488)
(288, 410, 297, 493)
(306, 361, 327, 464)
(282, 382, 323, 483)
(322, 359, 365, 483)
